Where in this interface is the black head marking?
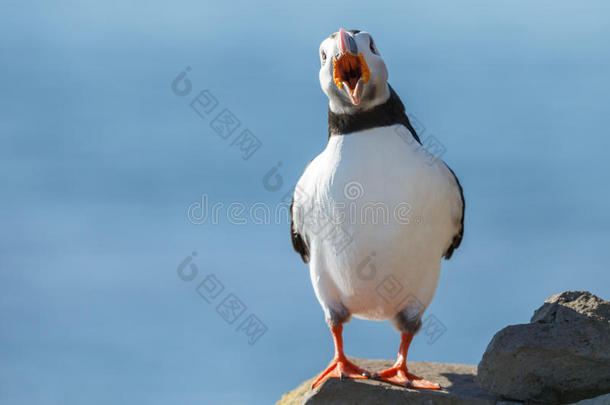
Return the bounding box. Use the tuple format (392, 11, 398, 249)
(328, 85, 422, 144)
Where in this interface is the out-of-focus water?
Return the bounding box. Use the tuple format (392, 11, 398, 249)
(1, 1, 609, 403)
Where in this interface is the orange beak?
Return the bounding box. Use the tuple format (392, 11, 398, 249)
(333, 28, 370, 105)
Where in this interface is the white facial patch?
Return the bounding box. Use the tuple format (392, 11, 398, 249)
(318, 31, 391, 114)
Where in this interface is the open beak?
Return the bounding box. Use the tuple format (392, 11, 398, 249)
(333, 28, 370, 106)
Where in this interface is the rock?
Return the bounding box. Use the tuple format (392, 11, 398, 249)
(477, 291, 610, 404)
(568, 393, 610, 404)
(277, 358, 503, 405)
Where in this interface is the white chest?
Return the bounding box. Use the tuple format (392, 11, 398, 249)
(294, 125, 459, 319)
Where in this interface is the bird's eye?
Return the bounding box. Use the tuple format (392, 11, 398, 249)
(321, 50, 327, 64)
(369, 38, 378, 55)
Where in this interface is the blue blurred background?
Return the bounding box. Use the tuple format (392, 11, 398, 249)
(1, 1, 609, 403)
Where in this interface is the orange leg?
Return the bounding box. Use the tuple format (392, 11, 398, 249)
(373, 333, 440, 389)
(311, 324, 371, 389)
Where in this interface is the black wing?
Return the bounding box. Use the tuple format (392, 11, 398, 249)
(398, 106, 422, 145)
(402, 100, 463, 258)
(290, 196, 309, 263)
(443, 165, 465, 260)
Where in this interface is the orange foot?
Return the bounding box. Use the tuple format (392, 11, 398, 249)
(312, 356, 371, 388)
(373, 364, 440, 389)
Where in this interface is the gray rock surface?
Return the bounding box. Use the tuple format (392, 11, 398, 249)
(277, 358, 505, 405)
(568, 393, 610, 404)
(477, 291, 610, 404)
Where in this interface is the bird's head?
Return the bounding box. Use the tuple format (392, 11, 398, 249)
(319, 28, 390, 114)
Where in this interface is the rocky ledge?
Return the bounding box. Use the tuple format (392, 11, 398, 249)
(277, 359, 502, 405)
(278, 291, 610, 405)
(478, 291, 610, 404)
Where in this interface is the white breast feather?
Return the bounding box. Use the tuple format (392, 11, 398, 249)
(293, 125, 462, 321)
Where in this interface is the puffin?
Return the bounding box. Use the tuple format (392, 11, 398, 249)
(290, 28, 465, 389)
